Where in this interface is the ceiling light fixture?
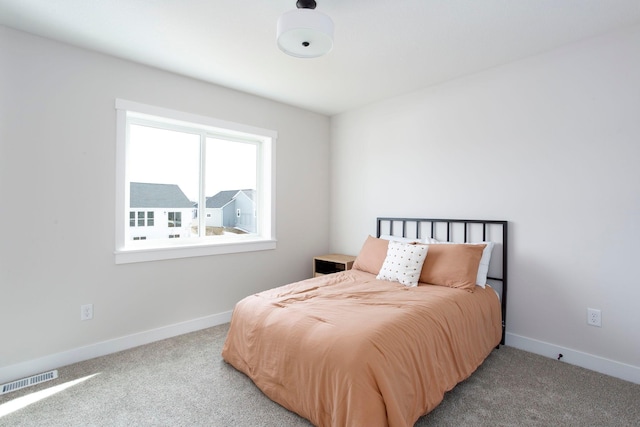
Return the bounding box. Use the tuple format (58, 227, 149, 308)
(277, 0, 334, 58)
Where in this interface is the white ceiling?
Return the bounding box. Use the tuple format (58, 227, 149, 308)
(1, 0, 640, 116)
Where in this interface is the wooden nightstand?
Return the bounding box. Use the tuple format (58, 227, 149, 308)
(313, 254, 357, 277)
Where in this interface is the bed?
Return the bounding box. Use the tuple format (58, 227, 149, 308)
(222, 217, 508, 427)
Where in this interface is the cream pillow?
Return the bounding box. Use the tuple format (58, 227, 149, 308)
(376, 240, 428, 287)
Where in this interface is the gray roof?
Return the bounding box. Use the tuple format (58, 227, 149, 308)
(205, 189, 255, 208)
(130, 182, 193, 208)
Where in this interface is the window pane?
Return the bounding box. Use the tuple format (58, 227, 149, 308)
(167, 212, 182, 228)
(128, 124, 199, 241)
(204, 138, 257, 235)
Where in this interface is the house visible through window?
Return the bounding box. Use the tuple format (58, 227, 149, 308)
(115, 99, 276, 264)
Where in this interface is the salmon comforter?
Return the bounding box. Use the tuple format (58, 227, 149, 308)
(221, 269, 502, 427)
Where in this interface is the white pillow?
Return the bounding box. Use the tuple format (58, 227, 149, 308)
(422, 236, 440, 244)
(475, 241, 494, 287)
(379, 234, 421, 244)
(380, 234, 439, 244)
(430, 240, 494, 287)
(376, 240, 428, 287)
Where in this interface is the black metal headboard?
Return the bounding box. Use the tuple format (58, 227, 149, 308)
(377, 217, 508, 345)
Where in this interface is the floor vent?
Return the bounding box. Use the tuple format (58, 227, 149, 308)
(0, 370, 58, 395)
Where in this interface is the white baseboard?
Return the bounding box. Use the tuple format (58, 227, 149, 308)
(4, 322, 637, 386)
(0, 310, 232, 384)
(506, 332, 640, 385)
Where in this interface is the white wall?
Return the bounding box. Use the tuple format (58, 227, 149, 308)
(330, 25, 640, 382)
(0, 26, 330, 381)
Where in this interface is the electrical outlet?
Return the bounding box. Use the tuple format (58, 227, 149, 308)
(587, 308, 601, 327)
(81, 304, 93, 321)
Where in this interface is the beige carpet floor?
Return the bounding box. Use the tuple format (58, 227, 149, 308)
(1, 323, 638, 426)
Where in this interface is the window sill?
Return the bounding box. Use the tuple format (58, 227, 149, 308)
(114, 239, 277, 264)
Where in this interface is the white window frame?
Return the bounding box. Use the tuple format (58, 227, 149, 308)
(115, 99, 277, 264)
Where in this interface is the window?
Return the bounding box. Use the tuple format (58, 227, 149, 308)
(168, 212, 181, 227)
(115, 99, 276, 264)
(137, 211, 145, 227)
(129, 211, 154, 227)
